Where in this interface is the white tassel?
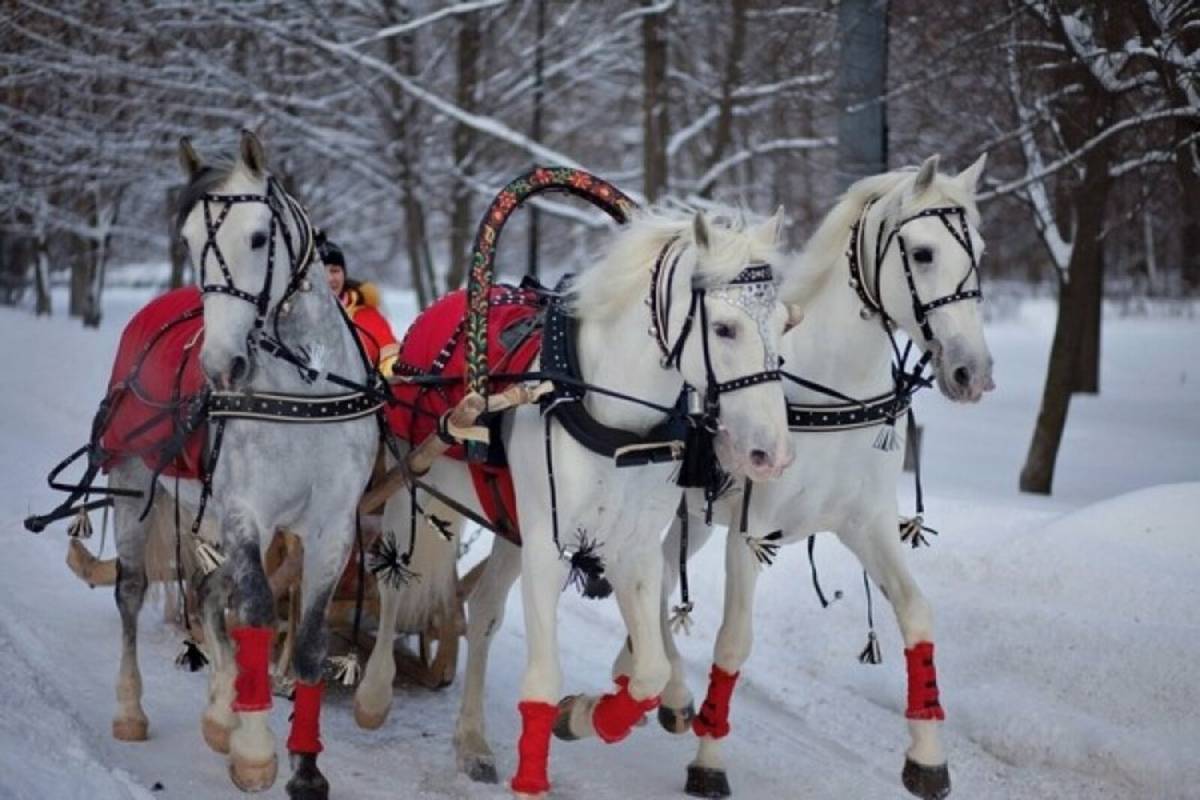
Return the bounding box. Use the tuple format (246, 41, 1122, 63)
(271, 671, 296, 698)
(669, 602, 695, 636)
(194, 537, 226, 575)
(873, 422, 901, 452)
(67, 508, 93, 539)
(328, 653, 362, 687)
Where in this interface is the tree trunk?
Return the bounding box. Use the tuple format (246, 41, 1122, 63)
(836, 0, 889, 189)
(446, 10, 481, 291)
(1071, 240, 1102, 394)
(167, 185, 188, 289)
(1019, 148, 1112, 494)
(641, 0, 669, 202)
(69, 245, 87, 318)
(697, 0, 748, 198)
(34, 232, 51, 316)
(527, 0, 545, 279)
(1176, 156, 1200, 293)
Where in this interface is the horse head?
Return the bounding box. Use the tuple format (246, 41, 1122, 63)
(867, 154, 995, 403)
(176, 131, 314, 391)
(671, 209, 795, 481)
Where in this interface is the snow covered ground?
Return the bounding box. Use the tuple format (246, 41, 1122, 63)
(1, 287, 1197, 799)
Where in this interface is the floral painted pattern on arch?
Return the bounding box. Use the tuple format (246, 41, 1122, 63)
(463, 167, 638, 432)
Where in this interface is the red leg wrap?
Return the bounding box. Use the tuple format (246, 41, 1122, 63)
(592, 675, 660, 744)
(511, 701, 557, 795)
(905, 641, 945, 721)
(230, 626, 274, 712)
(692, 665, 739, 739)
(287, 680, 324, 754)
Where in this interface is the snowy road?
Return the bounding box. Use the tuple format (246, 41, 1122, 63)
(1, 291, 1197, 799)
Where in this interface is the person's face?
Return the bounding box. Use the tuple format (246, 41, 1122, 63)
(326, 263, 345, 294)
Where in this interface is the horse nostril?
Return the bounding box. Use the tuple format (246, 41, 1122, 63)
(750, 449, 770, 468)
(953, 366, 970, 388)
(229, 355, 248, 384)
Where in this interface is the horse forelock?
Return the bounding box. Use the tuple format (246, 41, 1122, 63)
(173, 160, 236, 235)
(569, 205, 782, 321)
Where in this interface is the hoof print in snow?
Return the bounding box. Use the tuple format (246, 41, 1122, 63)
(902, 758, 951, 800)
(685, 765, 731, 798)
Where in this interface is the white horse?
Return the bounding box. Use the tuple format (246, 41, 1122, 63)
(353, 208, 796, 798)
(107, 132, 377, 799)
(628, 155, 994, 800)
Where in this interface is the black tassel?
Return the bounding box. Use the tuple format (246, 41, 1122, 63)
(744, 529, 784, 567)
(563, 531, 611, 599)
(899, 515, 939, 548)
(368, 535, 419, 588)
(175, 638, 209, 672)
(858, 631, 882, 665)
(426, 514, 455, 541)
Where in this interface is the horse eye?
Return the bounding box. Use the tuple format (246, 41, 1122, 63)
(714, 322, 737, 340)
(912, 247, 934, 264)
(250, 231, 269, 249)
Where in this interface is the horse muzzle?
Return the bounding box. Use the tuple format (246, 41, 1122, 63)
(202, 347, 255, 391)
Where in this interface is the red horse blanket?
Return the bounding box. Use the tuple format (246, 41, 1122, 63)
(99, 286, 207, 478)
(387, 286, 544, 541)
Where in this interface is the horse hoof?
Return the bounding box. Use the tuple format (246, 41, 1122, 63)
(353, 698, 390, 730)
(229, 753, 278, 792)
(112, 717, 149, 742)
(286, 753, 329, 800)
(202, 715, 232, 754)
(686, 765, 731, 799)
(658, 702, 695, 734)
(552, 695, 581, 741)
(461, 755, 499, 784)
(902, 758, 951, 800)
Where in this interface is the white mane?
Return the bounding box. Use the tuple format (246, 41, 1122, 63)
(781, 168, 980, 308)
(570, 205, 782, 322)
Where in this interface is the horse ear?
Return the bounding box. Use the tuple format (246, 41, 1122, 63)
(784, 302, 804, 333)
(178, 137, 202, 179)
(693, 211, 711, 251)
(239, 129, 267, 176)
(761, 205, 785, 243)
(957, 152, 988, 194)
(912, 154, 940, 196)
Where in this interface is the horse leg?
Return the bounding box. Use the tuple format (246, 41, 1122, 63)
(509, 537, 567, 799)
(686, 526, 762, 799)
(283, 524, 354, 800)
(455, 536, 521, 784)
(224, 513, 279, 792)
(556, 537, 669, 744)
(352, 529, 403, 729)
(196, 566, 236, 754)
(656, 505, 716, 734)
(839, 520, 950, 800)
(110, 462, 151, 741)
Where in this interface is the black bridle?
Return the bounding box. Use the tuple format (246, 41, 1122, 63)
(647, 239, 782, 430)
(849, 200, 983, 345)
(198, 176, 318, 363)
